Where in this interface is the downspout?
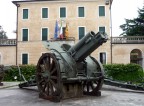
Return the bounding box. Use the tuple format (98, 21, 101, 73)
(110, 0, 113, 64)
(15, 4, 20, 65)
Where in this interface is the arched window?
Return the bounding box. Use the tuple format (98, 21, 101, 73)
(130, 49, 143, 67)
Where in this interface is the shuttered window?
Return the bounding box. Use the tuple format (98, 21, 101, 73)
(22, 53, 28, 64)
(100, 52, 106, 64)
(99, 6, 105, 16)
(60, 7, 66, 18)
(42, 8, 48, 18)
(22, 29, 28, 41)
(42, 28, 48, 41)
(78, 7, 84, 17)
(78, 27, 85, 40)
(99, 27, 105, 33)
(23, 9, 28, 19)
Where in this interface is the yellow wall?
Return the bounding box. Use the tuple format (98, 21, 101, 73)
(0, 46, 16, 65)
(16, 0, 111, 65)
(112, 44, 144, 64)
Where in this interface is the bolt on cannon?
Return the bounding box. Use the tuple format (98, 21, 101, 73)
(19, 31, 108, 102)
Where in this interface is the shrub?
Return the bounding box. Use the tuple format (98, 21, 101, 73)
(3, 65, 36, 81)
(104, 63, 144, 83)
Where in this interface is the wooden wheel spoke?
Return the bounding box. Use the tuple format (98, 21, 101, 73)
(42, 82, 47, 92)
(90, 82, 94, 90)
(94, 81, 98, 85)
(46, 56, 50, 69)
(37, 72, 45, 76)
(43, 59, 48, 71)
(51, 76, 57, 80)
(49, 79, 57, 89)
(46, 82, 50, 95)
(50, 68, 56, 75)
(86, 84, 90, 92)
(38, 79, 45, 84)
(49, 60, 55, 71)
(49, 81, 54, 93)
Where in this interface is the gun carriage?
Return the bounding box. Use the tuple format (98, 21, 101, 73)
(36, 31, 107, 102)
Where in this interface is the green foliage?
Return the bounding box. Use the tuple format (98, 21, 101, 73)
(120, 6, 144, 36)
(104, 63, 144, 83)
(0, 26, 8, 39)
(3, 65, 36, 81)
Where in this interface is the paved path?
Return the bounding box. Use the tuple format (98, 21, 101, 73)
(0, 82, 144, 106)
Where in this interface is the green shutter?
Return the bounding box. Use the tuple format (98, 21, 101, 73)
(99, 27, 105, 33)
(99, 6, 105, 16)
(79, 27, 85, 40)
(79, 7, 84, 17)
(42, 8, 48, 18)
(23, 9, 28, 19)
(23, 29, 28, 41)
(60, 7, 66, 18)
(100, 52, 106, 64)
(22, 54, 28, 64)
(42, 28, 48, 41)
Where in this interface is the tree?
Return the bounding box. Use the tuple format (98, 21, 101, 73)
(120, 6, 144, 36)
(0, 26, 8, 39)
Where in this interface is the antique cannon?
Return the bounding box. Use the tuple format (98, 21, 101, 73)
(36, 31, 108, 102)
(0, 65, 5, 86)
(0, 65, 10, 86)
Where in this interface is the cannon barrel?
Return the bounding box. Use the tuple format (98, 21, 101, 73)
(68, 31, 108, 62)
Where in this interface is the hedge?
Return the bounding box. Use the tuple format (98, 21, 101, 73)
(3, 63, 144, 83)
(103, 63, 144, 83)
(3, 65, 36, 81)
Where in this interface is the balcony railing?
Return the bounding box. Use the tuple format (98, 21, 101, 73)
(112, 36, 144, 44)
(0, 39, 17, 46)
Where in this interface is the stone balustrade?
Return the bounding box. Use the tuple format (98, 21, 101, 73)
(112, 36, 144, 44)
(0, 39, 16, 46)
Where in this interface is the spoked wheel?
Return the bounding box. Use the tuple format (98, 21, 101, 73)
(36, 53, 62, 102)
(83, 56, 104, 96)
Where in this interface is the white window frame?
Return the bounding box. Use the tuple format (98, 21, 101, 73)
(41, 27, 49, 40)
(21, 53, 29, 65)
(21, 28, 29, 41)
(78, 26, 86, 40)
(22, 8, 29, 20)
(41, 7, 49, 19)
(77, 6, 85, 18)
(59, 6, 67, 18)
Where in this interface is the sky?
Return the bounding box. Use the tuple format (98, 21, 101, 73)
(0, 0, 144, 39)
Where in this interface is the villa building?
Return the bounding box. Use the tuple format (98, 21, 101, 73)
(0, 0, 144, 68)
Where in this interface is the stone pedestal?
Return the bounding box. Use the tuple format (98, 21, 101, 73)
(62, 83, 83, 99)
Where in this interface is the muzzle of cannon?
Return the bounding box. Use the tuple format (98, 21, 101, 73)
(36, 31, 108, 102)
